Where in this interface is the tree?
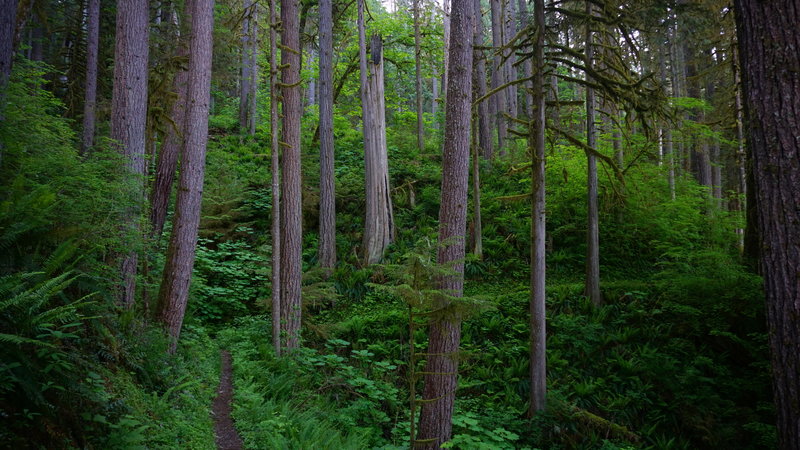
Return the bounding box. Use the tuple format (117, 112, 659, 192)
(528, 0, 546, 416)
(584, 1, 601, 307)
(239, 0, 258, 135)
(111, 0, 150, 308)
(157, 0, 214, 353)
(413, 0, 424, 152)
(0, 0, 16, 88)
(359, 0, 395, 265)
(415, 0, 473, 444)
(151, 10, 190, 240)
(80, 0, 100, 154)
(317, 0, 336, 273)
(734, 1, 800, 447)
(280, 0, 302, 351)
(269, 0, 282, 355)
(472, 0, 492, 158)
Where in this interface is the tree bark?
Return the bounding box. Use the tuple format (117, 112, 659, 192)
(239, 0, 257, 134)
(269, 0, 282, 356)
(584, 1, 601, 307)
(157, 0, 214, 353)
(80, 0, 100, 154)
(111, 0, 150, 309)
(414, 0, 424, 152)
(151, 14, 190, 240)
(416, 0, 473, 445)
(280, 0, 303, 351)
(359, 1, 394, 265)
(490, 0, 507, 153)
(734, 2, 800, 448)
(0, 0, 16, 87)
(318, 0, 336, 273)
(472, 0, 492, 159)
(528, 0, 546, 416)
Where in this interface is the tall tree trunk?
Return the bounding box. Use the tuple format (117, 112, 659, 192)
(318, 0, 336, 273)
(517, 0, 532, 118)
(239, 0, 254, 134)
(248, 4, 258, 134)
(731, 48, 746, 249)
(0, 0, 17, 87)
(80, 0, 100, 154)
(502, 0, 517, 120)
(472, 0, 492, 158)
(157, 0, 214, 353)
(734, 3, 800, 448)
(528, 0, 546, 416)
(584, 2, 601, 307)
(414, 0, 424, 151)
(269, 0, 282, 356)
(111, 0, 150, 309)
(659, 42, 676, 200)
(490, 0, 507, 153)
(416, 0, 473, 445)
(359, 1, 394, 265)
(150, 15, 190, 240)
(280, 0, 303, 351)
(470, 113, 482, 258)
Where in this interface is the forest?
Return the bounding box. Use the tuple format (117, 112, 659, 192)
(1, 0, 799, 448)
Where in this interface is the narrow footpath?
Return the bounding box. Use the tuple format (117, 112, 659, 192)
(212, 350, 244, 450)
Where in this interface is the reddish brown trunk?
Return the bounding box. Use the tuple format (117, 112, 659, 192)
(416, 0, 473, 446)
(158, 0, 213, 353)
(111, 0, 150, 308)
(318, 0, 335, 273)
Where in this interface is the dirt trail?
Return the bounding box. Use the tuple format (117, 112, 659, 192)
(212, 350, 244, 450)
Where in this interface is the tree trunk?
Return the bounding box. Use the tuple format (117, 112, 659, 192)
(414, 0, 424, 152)
(318, 0, 336, 273)
(528, 0, 546, 416)
(659, 43, 676, 200)
(734, 3, 800, 448)
(490, 0, 507, 153)
(359, 1, 394, 265)
(111, 0, 150, 309)
(157, 0, 213, 353)
(470, 114, 482, 258)
(0, 0, 16, 87)
(280, 0, 303, 351)
(416, 0, 473, 445)
(239, 0, 256, 134)
(502, 0, 517, 121)
(472, 0, 492, 158)
(517, 0, 532, 118)
(80, 0, 100, 154)
(269, 0, 282, 356)
(151, 15, 190, 240)
(584, 1, 601, 307)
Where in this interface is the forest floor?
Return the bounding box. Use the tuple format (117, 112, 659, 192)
(212, 350, 244, 450)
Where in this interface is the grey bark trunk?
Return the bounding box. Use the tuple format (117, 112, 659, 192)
(318, 0, 336, 272)
(81, 0, 100, 154)
(280, 0, 303, 351)
(111, 0, 150, 309)
(529, 0, 546, 415)
(359, 2, 394, 265)
(0, 0, 16, 87)
(490, 0, 507, 153)
(584, 2, 601, 307)
(269, 0, 282, 355)
(416, 0, 473, 445)
(157, 0, 213, 353)
(734, 1, 800, 447)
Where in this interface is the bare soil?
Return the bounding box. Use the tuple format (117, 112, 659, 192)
(212, 350, 244, 450)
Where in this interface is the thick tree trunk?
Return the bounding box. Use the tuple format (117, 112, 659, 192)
(472, 0, 492, 158)
(470, 114, 482, 258)
(80, 0, 100, 154)
(239, 0, 257, 134)
(528, 0, 546, 416)
(280, 0, 303, 351)
(502, 0, 517, 120)
(0, 0, 16, 87)
(318, 0, 336, 273)
(734, 3, 800, 448)
(584, 2, 601, 307)
(416, 0, 472, 445)
(151, 17, 190, 240)
(111, 0, 150, 309)
(414, 0, 424, 151)
(359, 2, 394, 265)
(269, 0, 282, 356)
(157, 0, 213, 353)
